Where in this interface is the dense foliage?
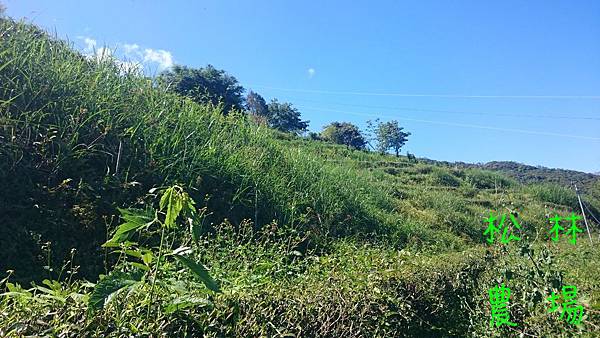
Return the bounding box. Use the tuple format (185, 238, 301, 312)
(157, 64, 245, 113)
(245, 90, 268, 117)
(320, 121, 367, 150)
(266, 99, 309, 134)
(368, 119, 411, 156)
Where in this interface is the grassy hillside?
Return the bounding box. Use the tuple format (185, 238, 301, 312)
(424, 159, 599, 192)
(1, 19, 599, 337)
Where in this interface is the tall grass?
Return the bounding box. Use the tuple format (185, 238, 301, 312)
(524, 183, 579, 209)
(464, 168, 516, 189)
(0, 18, 400, 281)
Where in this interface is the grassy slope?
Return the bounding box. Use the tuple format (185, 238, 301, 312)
(1, 19, 599, 337)
(431, 160, 599, 192)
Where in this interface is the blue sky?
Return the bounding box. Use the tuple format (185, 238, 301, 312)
(5, 0, 600, 172)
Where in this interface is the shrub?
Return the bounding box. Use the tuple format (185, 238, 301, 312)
(465, 169, 516, 189)
(430, 168, 462, 187)
(525, 183, 578, 209)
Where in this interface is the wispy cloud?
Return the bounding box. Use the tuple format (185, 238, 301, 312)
(77, 36, 173, 73)
(307, 67, 315, 78)
(123, 43, 140, 55)
(79, 36, 97, 53)
(143, 49, 173, 70)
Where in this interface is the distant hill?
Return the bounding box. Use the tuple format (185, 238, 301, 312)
(422, 159, 599, 192)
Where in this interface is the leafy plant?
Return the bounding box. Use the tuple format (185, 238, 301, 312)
(90, 185, 220, 313)
(88, 271, 142, 312)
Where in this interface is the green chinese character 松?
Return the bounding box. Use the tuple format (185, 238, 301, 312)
(484, 212, 521, 245)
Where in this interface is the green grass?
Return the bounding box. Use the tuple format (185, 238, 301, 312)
(0, 18, 407, 281)
(525, 183, 580, 210)
(1, 18, 599, 337)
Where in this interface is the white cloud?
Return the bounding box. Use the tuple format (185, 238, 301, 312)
(94, 46, 112, 60)
(308, 68, 315, 78)
(143, 49, 173, 70)
(79, 36, 97, 53)
(119, 44, 144, 73)
(78, 37, 112, 64)
(123, 43, 140, 55)
(77, 36, 173, 73)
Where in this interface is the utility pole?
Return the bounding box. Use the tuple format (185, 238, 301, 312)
(574, 183, 593, 244)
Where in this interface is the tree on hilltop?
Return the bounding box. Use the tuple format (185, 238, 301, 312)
(158, 64, 245, 113)
(320, 122, 366, 149)
(368, 119, 410, 156)
(246, 90, 269, 117)
(266, 99, 309, 134)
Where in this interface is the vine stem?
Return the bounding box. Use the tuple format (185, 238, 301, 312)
(147, 225, 166, 320)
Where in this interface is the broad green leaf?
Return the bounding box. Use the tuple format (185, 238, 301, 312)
(68, 292, 89, 303)
(159, 187, 172, 211)
(5, 283, 32, 296)
(161, 187, 183, 228)
(42, 279, 62, 291)
(88, 272, 142, 312)
(119, 208, 154, 224)
(101, 241, 121, 248)
(174, 255, 220, 293)
(35, 286, 56, 295)
(142, 251, 154, 265)
(103, 208, 154, 245)
(124, 249, 143, 259)
(183, 194, 196, 215)
(130, 262, 150, 272)
(39, 293, 67, 302)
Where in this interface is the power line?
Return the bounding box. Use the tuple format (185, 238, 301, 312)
(296, 105, 600, 141)
(583, 202, 600, 226)
(251, 85, 600, 100)
(574, 183, 593, 243)
(291, 98, 600, 121)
